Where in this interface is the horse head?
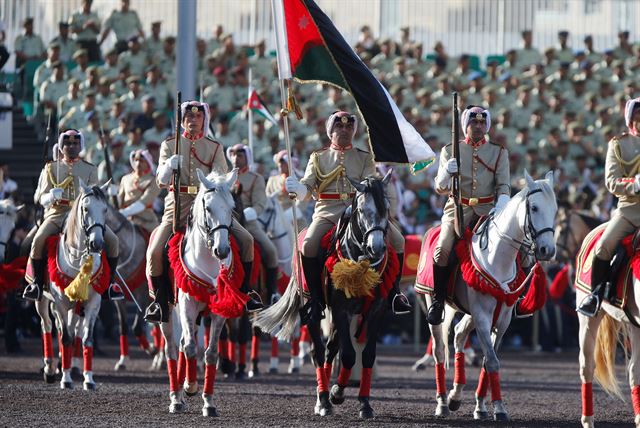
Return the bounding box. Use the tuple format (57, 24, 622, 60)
(347, 169, 392, 261)
(0, 199, 23, 263)
(68, 180, 110, 253)
(195, 168, 237, 260)
(523, 170, 557, 261)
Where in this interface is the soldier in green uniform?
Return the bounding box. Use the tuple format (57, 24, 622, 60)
(118, 149, 161, 233)
(99, 0, 144, 53)
(69, 0, 102, 62)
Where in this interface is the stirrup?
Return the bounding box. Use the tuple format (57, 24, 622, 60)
(144, 303, 163, 324)
(391, 293, 411, 315)
(22, 283, 42, 302)
(245, 291, 264, 313)
(108, 283, 125, 301)
(576, 294, 600, 318)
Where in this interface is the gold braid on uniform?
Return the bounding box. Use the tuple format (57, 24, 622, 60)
(47, 163, 74, 190)
(613, 137, 640, 176)
(312, 153, 350, 194)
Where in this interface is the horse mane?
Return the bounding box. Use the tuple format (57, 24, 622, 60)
(193, 171, 236, 226)
(364, 177, 387, 217)
(64, 186, 107, 248)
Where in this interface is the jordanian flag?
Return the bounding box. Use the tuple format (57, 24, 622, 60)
(271, 0, 435, 170)
(247, 86, 278, 126)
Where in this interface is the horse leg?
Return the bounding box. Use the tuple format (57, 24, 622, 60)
(36, 298, 56, 383)
(269, 332, 279, 374)
(325, 323, 340, 382)
(160, 308, 185, 414)
(288, 322, 302, 374)
(218, 322, 232, 376)
(202, 315, 226, 417)
(177, 292, 200, 397)
(151, 324, 164, 370)
(54, 301, 74, 389)
(425, 294, 449, 417)
(578, 311, 604, 428)
(71, 317, 83, 379)
(81, 293, 101, 390)
(248, 326, 261, 377)
(308, 319, 331, 416)
(487, 305, 514, 421)
(627, 321, 640, 428)
(329, 311, 353, 407)
(234, 313, 250, 379)
(356, 307, 386, 420)
(448, 314, 474, 411)
(114, 299, 129, 371)
(299, 325, 311, 365)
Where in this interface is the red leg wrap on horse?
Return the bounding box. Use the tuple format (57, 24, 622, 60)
(120, 335, 129, 356)
(203, 327, 210, 349)
(337, 367, 351, 388)
(167, 359, 179, 392)
(251, 335, 259, 361)
(582, 382, 593, 417)
(435, 362, 446, 396)
(239, 344, 247, 365)
(271, 337, 278, 358)
(476, 368, 489, 398)
(73, 337, 82, 358)
(300, 326, 310, 342)
(152, 326, 161, 350)
(454, 352, 466, 385)
(324, 362, 333, 381)
(489, 371, 501, 402)
(187, 358, 197, 384)
(204, 364, 216, 395)
(218, 339, 228, 359)
(426, 337, 433, 355)
(43, 332, 54, 360)
(228, 342, 236, 363)
(160, 335, 165, 349)
(62, 344, 72, 370)
(358, 367, 372, 398)
(177, 352, 186, 386)
(83, 346, 93, 372)
(632, 385, 640, 416)
(136, 334, 150, 351)
(316, 367, 329, 393)
(291, 338, 300, 356)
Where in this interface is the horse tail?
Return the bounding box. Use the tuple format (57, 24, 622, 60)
(253, 276, 301, 342)
(593, 313, 626, 400)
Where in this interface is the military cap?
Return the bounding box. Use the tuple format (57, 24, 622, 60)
(393, 57, 405, 65)
(141, 94, 155, 103)
(51, 61, 64, 69)
(106, 48, 118, 56)
(558, 30, 569, 37)
(98, 77, 109, 85)
(126, 75, 141, 84)
(48, 42, 61, 50)
(152, 111, 164, 119)
(23, 17, 33, 25)
(59, 21, 70, 28)
(84, 90, 96, 98)
(416, 88, 430, 98)
(68, 78, 80, 85)
(73, 49, 88, 59)
(128, 35, 140, 44)
(151, 21, 161, 27)
(619, 30, 630, 38)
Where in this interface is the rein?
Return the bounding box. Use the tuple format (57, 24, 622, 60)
(340, 192, 388, 268)
(192, 187, 232, 250)
(257, 202, 288, 241)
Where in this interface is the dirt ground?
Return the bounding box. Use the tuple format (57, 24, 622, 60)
(0, 338, 633, 427)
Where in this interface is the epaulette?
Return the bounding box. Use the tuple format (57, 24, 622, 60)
(205, 136, 221, 145)
(444, 142, 453, 148)
(163, 136, 175, 144)
(81, 159, 95, 166)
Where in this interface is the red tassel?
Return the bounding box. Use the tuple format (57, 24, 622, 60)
(517, 263, 548, 315)
(167, 359, 179, 392)
(187, 358, 197, 383)
(358, 367, 372, 398)
(228, 342, 236, 363)
(271, 337, 278, 358)
(337, 367, 351, 387)
(316, 367, 329, 393)
(476, 368, 489, 398)
(136, 334, 150, 351)
(291, 338, 300, 356)
(300, 326, 310, 343)
(454, 352, 466, 385)
(582, 382, 593, 417)
(177, 352, 186, 386)
(203, 327, 211, 349)
(549, 264, 570, 300)
(489, 371, 501, 402)
(62, 344, 72, 370)
(324, 362, 333, 381)
(43, 332, 53, 360)
(251, 335, 259, 361)
(120, 335, 129, 356)
(632, 385, 640, 416)
(435, 362, 446, 396)
(204, 364, 216, 395)
(73, 336, 82, 358)
(83, 346, 93, 372)
(239, 343, 247, 365)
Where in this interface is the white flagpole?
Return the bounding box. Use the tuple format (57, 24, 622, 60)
(248, 68, 254, 158)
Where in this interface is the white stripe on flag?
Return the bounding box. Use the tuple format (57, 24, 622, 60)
(378, 82, 436, 164)
(270, 0, 292, 80)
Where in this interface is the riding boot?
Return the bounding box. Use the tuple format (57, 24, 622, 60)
(300, 255, 325, 325)
(144, 276, 170, 324)
(265, 267, 279, 305)
(22, 258, 45, 301)
(106, 257, 125, 301)
(427, 264, 450, 325)
(241, 261, 263, 313)
(389, 253, 411, 315)
(577, 256, 610, 317)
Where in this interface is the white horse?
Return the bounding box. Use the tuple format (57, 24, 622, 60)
(39, 181, 111, 390)
(0, 199, 23, 263)
(422, 171, 557, 421)
(159, 168, 242, 416)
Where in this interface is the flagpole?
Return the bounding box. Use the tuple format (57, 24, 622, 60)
(248, 68, 254, 158)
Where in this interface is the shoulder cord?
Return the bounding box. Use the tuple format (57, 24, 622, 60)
(613, 139, 640, 177)
(312, 153, 347, 194)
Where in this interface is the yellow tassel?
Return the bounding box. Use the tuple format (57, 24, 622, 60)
(330, 258, 381, 299)
(287, 81, 303, 120)
(65, 255, 93, 302)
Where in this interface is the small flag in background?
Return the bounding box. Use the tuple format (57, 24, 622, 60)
(247, 86, 279, 126)
(271, 0, 435, 170)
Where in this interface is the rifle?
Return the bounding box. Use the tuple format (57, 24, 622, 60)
(451, 93, 463, 239)
(36, 112, 53, 224)
(99, 123, 119, 208)
(172, 91, 182, 234)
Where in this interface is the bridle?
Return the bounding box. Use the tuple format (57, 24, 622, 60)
(195, 187, 231, 250)
(342, 189, 388, 267)
(257, 200, 287, 240)
(79, 192, 106, 252)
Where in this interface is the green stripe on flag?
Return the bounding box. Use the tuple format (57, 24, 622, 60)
(294, 45, 346, 88)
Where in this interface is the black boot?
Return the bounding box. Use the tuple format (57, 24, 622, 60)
(144, 276, 170, 324)
(300, 255, 325, 325)
(23, 258, 45, 301)
(577, 256, 610, 317)
(265, 267, 279, 305)
(241, 262, 263, 313)
(389, 253, 411, 315)
(107, 257, 125, 301)
(427, 264, 450, 325)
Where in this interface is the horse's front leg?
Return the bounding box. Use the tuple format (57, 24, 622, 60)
(356, 303, 387, 420)
(114, 299, 129, 371)
(578, 311, 604, 428)
(52, 297, 74, 389)
(178, 291, 201, 397)
(627, 319, 640, 428)
(80, 291, 102, 390)
(324, 322, 340, 382)
(448, 314, 474, 412)
(307, 317, 331, 417)
(328, 309, 352, 408)
(35, 298, 56, 383)
(202, 315, 227, 417)
(425, 294, 449, 417)
(159, 304, 184, 414)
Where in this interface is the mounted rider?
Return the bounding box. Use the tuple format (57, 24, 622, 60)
(266, 149, 307, 228)
(22, 129, 123, 301)
(284, 110, 410, 322)
(428, 106, 510, 325)
(117, 149, 161, 233)
(143, 100, 261, 324)
(577, 97, 640, 317)
(226, 143, 278, 304)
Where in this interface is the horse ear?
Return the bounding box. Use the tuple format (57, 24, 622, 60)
(524, 169, 535, 188)
(99, 179, 111, 194)
(196, 168, 213, 189)
(381, 168, 393, 185)
(545, 170, 555, 188)
(226, 168, 239, 188)
(79, 178, 91, 194)
(347, 176, 366, 193)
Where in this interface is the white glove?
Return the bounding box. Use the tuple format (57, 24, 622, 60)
(168, 154, 183, 170)
(494, 194, 510, 212)
(243, 207, 257, 222)
(635, 174, 640, 193)
(446, 158, 458, 175)
(40, 188, 61, 207)
(285, 176, 308, 200)
(107, 184, 118, 197)
(157, 155, 184, 186)
(51, 188, 63, 201)
(435, 170, 451, 191)
(119, 201, 145, 218)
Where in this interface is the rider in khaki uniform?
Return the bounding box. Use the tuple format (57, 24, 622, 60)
(227, 143, 278, 302)
(143, 101, 260, 324)
(117, 149, 161, 233)
(23, 129, 122, 301)
(285, 111, 410, 322)
(266, 150, 307, 228)
(428, 106, 510, 325)
(578, 97, 640, 316)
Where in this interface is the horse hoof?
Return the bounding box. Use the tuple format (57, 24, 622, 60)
(83, 382, 96, 391)
(474, 411, 490, 420)
(448, 399, 461, 411)
(169, 403, 186, 414)
(184, 386, 198, 397)
(268, 368, 278, 374)
(494, 412, 510, 422)
(329, 385, 345, 405)
(235, 371, 246, 381)
(44, 373, 56, 384)
(359, 405, 375, 419)
(288, 367, 299, 374)
(60, 381, 73, 390)
(435, 405, 450, 417)
(202, 406, 218, 417)
(71, 367, 82, 379)
(315, 406, 332, 417)
(412, 362, 426, 372)
(248, 370, 258, 378)
(115, 363, 126, 372)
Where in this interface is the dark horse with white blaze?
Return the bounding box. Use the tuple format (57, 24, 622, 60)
(256, 171, 395, 419)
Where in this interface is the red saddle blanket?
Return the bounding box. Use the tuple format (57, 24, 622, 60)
(167, 232, 248, 319)
(0, 256, 27, 293)
(575, 223, 640, 309)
